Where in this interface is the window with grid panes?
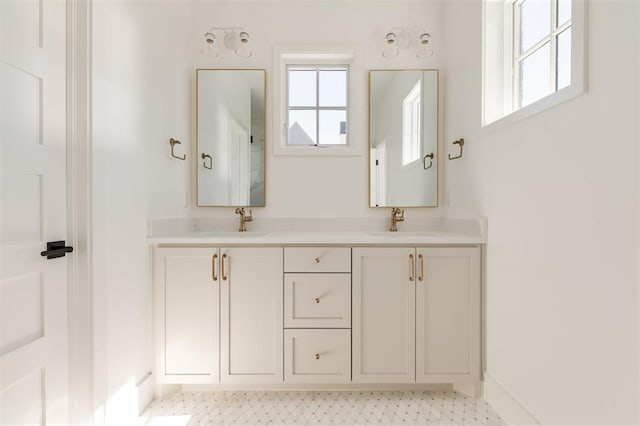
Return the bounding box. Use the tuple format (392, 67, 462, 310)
(513, 0, 572, 108)
(286, 66, 348, 147)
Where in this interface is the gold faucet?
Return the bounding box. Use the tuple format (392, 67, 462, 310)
(390, 207, 404, 232)
(235, 207, 253, 232)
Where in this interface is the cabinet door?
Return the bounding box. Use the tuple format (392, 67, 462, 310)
(220, 247, 284, 383)
(153, 247, 220, 383)
(416, 247, 481, 383)
(352, 248, 415, 383)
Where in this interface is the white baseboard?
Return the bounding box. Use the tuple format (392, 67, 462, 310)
(483, 373, 540, 425)
(137, 373, 154, 415)
(181, 383, 454, 392)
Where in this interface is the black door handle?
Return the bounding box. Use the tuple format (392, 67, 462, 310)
(41, 241, 74, 259)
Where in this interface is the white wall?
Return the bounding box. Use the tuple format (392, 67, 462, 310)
(148, 0, 446, 219)
(92, 1, 192, 423)
(443, 0, 639, 423)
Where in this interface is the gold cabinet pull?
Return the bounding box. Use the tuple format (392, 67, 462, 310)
(212, 253, 218, 282)
(314, 297, 320, 304)
(314, 353, 320, 360)
(409, 254, 415, 282)
(222, 253, 228, 281)
(314, 257, 320, 264)
(418, 254, 424, 282)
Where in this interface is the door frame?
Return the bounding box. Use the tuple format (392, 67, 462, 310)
(66, 0, 96, 423)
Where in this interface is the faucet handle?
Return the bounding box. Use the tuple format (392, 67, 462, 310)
(245, 209, 253, 221)
(235, 207, 244, 215)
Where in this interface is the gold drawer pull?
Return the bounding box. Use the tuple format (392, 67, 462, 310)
(314, 297, 320, 304)
(409, 254, 415, 282)
(222, 253, 228, 281)
(314, 257, 320, 264)
(418, 254, 424, 282)
(314, 353, 320, 360)
(212, 253, 218, 281)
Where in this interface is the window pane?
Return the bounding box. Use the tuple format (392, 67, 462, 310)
(402, 81, 421, 165)
(319, 70, 347, 107)
(288, 110, 316, 145)
(318, 110, 347, 145)
(556, 27, 571, 90)
(520, 42, 551, 107)
(288, 70, 316, 107)
(520, 0, 551, 53)
(557, 0, 571, 26)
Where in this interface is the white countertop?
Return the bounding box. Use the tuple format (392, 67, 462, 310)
(148, 217, 486, 245)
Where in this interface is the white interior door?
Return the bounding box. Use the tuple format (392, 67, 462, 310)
(0, 0, 69, 424)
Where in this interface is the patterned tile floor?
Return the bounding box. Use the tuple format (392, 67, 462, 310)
(141, 390, 505, 425)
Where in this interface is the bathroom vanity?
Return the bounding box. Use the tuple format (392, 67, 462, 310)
(150, 220, 484, 389)
(150, 67, 482, 389)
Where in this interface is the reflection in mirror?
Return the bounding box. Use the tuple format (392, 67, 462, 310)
(369, 70, 438, 207)
(197, 69, 266, 206)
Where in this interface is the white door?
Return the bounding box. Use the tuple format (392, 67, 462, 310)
(153, 247, 220, 384)
(0, 0, 69, 424)
(352, 248, 415, 383)
(370, 142, 387, 207)
(220, 247, 283, 383)
(415, 247, 481, 383)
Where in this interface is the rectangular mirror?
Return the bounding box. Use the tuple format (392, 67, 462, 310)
(369, 70, 438, 207)
(197, 69, 266, 207)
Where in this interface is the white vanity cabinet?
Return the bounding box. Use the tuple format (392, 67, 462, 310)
(283, 247, 352, 383)
(153, 246, 283, 384)
(353, 247, 481, 384)
(352, 248, 416, 383)
(153, 240, 481, 387)
(416, 247, 481, 383)
(153, 247, 220, 384)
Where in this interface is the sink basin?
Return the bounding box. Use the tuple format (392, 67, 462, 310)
(366, 231, 441, 238)
(198, 231, 270, 237)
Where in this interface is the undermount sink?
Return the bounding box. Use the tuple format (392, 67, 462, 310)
(198, 231, 270, 237)
(366, 231, 441, 237)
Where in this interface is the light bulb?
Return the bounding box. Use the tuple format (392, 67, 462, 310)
(382, 32, 399, 58)
(201, 32, 219, 58)
(416, 33, 434, 58)
(235, 31, 252, 58)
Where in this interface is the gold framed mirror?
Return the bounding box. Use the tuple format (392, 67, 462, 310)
(196, 69, 266, 207)
(369, 69, 438, 207)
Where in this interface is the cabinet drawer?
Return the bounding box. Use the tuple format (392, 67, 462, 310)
(284, 274, 351, 328)
(284, 247, 351, 273)
(284, 329, 351, 383)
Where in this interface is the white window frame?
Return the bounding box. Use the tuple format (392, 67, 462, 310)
(482, 0, 586, 130)
(511, 0, 572, 109)
(273, 45, 362, 156)
(286, 65, 349, 147)
(402, 80, 421, 166)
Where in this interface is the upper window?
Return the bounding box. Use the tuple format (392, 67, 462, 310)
(287, 66, 348, 146)
(481, 0, 585, 127)
(513, 0, 572, 108)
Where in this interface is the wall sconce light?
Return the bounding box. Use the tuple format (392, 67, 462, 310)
(382, 28, 433, 59)
(201, 27, 252, 58)
(416, 33, 434, 58)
